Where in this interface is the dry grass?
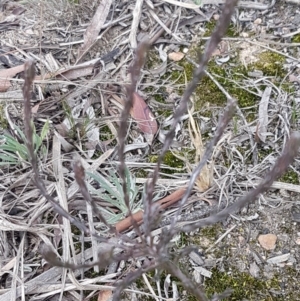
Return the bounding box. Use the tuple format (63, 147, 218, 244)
(1, 0, 300, 300)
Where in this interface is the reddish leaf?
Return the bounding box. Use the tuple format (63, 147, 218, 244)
(0, 64, 24, 92)
(130, 92, 158, 144)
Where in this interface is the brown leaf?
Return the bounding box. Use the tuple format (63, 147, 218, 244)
(168, 52, 185, 61)
(0, 64, 24, 92)
(77, 0, 113, 63)
(98, 290, 112, 301)
(35, 64, 94, 81)
(130, 92, 158, 144)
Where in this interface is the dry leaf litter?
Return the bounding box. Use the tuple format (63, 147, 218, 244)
(0, 0, 300, 300)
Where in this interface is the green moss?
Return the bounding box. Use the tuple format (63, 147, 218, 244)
(0, 104, 8, 130)
(144, 86, 173, 118)
(291, 99, 300, 125)
(257, 146, 273, 162)
(200, 225, 221, 239)
(149, 151, 184, 174)
(135, 168, 148, 178)
(159, 39, 258, 117)
(205, 267, 281, 300)
(249, 51, 286, 78)
(174, 58, 257, 118)
(145, 49, 163, 70)
(99, 124, 115, 141)
(279, 169, 299, 184)
(292, 34, 300, 43)
(175, 224, 222, 253)
(204, 21, 239, 38)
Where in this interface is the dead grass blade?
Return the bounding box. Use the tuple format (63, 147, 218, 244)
(129, 0, 144, 48)
(257, 86, 272, 143)
(188, 108, 212, 192)
(77, 0, 113, 63)
(160, 0, 202, 9)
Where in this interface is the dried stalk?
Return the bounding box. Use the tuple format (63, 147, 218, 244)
(182, 132, 300, 232)
(144, 0, 239, 228)
(22, 60, 89, 234)
(22, 0, 300, 300)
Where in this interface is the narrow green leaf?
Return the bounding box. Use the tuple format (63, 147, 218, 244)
(40, 119, 50, 140)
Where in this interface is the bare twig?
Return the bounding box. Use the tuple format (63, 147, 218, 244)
(182, 132, 300, 232)
(145, 0, 239, 227)
(118, 42, 149, 236)
(22, 60, 89, 234)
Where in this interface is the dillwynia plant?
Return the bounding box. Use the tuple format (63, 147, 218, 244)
(21, 0, 300, 300)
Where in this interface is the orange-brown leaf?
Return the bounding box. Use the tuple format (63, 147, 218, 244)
(130, 92, 158, 144)
(0, 64, 24, 92)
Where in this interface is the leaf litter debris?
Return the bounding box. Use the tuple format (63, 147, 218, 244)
(1, 0, 300, 300)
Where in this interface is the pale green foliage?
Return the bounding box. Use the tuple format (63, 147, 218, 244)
(87, 167, 140, 224)
(0, 120, 49, 166)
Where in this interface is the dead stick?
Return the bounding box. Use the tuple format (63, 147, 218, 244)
(115, 187, 186, 233)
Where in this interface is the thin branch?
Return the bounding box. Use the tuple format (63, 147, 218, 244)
(22, 60, 90, 234)
(164, 261, 209, 301)
(144, 0, 239, 228)
(182, 132, 300, 232)
(73, 159, 114, 232)
(118, 42, 149, 236)
(168, 98, 236, 236)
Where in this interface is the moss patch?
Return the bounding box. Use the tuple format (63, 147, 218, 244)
(204, 21, 239, 38)
(205, 267, 281, 301)
(0, 104, 8, 130)
(291, 34, 300, 43)
(149, 151, 184, 174)
(279, 169, 299, 184)
(249, 51, 286, 78)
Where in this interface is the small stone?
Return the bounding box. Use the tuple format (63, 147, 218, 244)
(258, 234, 277, 250)
(213, 14, 219, 21)
(295, 237, 300, 245)
(189, 251, 204, 266)
(240, 32, 249, 38)
(168, 52, 185, 62)
(254, 18, 262, 25)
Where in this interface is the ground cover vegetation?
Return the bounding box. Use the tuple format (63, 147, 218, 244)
(1, 0, 300, 300)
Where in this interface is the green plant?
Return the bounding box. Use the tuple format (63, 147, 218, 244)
(18, 1, 300, 300)
(0, 121, 49, 166)
(87, 167, 140, 224)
